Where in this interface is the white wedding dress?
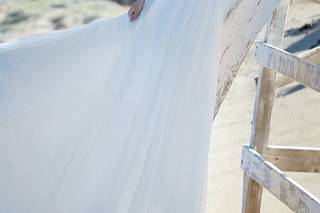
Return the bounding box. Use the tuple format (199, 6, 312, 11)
(0, 0, 229, 212)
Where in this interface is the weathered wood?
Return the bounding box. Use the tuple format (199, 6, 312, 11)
(240, 2, 320, 213)
(264, 145, 320, 172)
(256, 42, 320, 92)
(277, 46, 320, 88)
(213, 0, 280, 118)
(242, 2, 290, 212)
(242, 172, 263, 213)
(250, 0, 289, 151)
(241, 145, 320, 213)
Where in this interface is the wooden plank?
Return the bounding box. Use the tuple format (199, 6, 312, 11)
(241, 145, 320, 213)
(213, 0, 280, 118)
(277, 46, 320, 88)
(256, 42, 320, 92)
(242, 2, 290, 212)
(264, 145, 320, 172)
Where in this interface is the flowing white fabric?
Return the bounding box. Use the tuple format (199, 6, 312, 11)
(0, 0, 227, 212)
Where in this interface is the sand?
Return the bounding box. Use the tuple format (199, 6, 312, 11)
(0, 0, 319, 212)
(0, 0, 128, 43)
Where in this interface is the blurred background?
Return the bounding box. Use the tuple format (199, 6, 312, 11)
(1, 0, 320, 212)
(0, 0, 131, 43)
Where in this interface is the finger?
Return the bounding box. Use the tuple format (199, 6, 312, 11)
(129, 8, 135, 16)
(138, 3, 144, 13)
(132, 13, 138, 20)
(129, 11, 136, 20)
(140, 2, 144, 9)
(134, 7, 142, 17)
(128, 7, 134, 16)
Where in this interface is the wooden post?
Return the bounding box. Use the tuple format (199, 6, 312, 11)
(250, 0, 290, 152)
(242, 0, 290, 212)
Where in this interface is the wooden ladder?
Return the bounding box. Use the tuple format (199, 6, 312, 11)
(241, 0, 320, 212)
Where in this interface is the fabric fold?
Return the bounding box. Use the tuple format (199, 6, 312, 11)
(0, 0, 226, 212)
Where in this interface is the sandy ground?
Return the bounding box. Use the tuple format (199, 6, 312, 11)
(0, 0, 128, 42)
(1, 0, 320, 212)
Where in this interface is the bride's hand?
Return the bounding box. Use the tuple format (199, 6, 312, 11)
(128, 0, 145, 21)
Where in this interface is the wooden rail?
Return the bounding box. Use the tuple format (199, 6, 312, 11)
(241, 145, 320, 213)
(277, 46, 320, 88)
(242, 41, 320, 213)
(256, 42, 320, 91)
(240, 1, 320, 212)
(264, 145, 320, 172)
